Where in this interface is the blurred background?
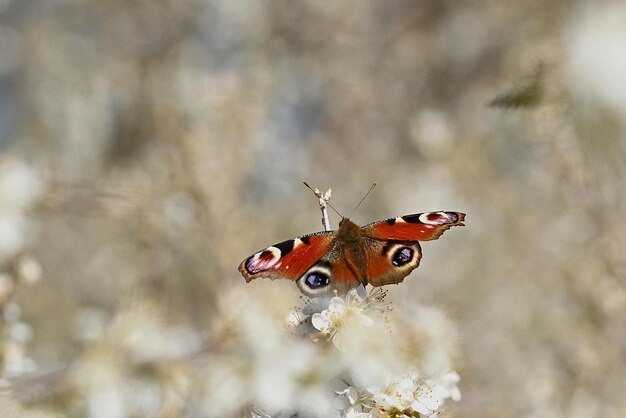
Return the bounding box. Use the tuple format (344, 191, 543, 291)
(0, 0, 625, 416)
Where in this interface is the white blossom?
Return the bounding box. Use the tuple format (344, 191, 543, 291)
(433, 371, 462, 402)
(310, 290, 382, 350)
(366, 371, 461, 417)
(202, 285, 460, 417)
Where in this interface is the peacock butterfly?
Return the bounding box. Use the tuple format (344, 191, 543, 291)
(238, 211, 465, 297)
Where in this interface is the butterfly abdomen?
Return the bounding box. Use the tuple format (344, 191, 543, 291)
(334, 219, 370, 283)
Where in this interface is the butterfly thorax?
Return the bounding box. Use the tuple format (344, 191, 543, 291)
(336, 218, 363, 243)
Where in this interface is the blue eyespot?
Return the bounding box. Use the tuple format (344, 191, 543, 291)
(305, 272, 330, 289)
(392, 247, 413, 266)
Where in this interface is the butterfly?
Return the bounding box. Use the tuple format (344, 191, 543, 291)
(238, 211, 465, 297)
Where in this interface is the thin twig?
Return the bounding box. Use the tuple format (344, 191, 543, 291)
(303, 182, 333, 231)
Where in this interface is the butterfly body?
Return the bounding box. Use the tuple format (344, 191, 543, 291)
(239, 211, 465, 297)
(334, 218, 368, 282)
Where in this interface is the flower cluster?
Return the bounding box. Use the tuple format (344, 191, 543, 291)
(242, 286, 462, 417)
(1, 275, 461, 417)
(339, 371, 461, 417)
(306, 287, 386, 350)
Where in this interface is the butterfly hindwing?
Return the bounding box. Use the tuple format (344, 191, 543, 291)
(359, 211, 464, 287)
(362, 211, 465, 241)
(362, 238, 423, 287)
(238, 231, 335, 283)
(294, 250, 362, 297)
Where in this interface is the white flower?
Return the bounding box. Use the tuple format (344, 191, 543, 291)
(367, 370, 461, 417)
(311, 292, 379, 350)
(369, 372, 418, 412)
(411, 380, 445, 415)
(432, 371, 462, 402)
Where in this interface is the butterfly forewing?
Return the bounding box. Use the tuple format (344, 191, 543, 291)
(362, 211, 465, 241)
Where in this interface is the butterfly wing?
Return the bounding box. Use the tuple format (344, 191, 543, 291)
(360, 238, 422, 287)
(362, 211, 465, 241)
(360, 211, 465, 287)
(239, 231, 335, 283)
(239, 229, 364, 297)
(239, 211, 465, 295)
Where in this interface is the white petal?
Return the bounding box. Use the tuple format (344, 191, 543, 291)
(442, 371, 460, 384)
(311, 313, 331, 332)
(331, 331, 346, 352)
(417, 394, 442, 411)
(430, 384, 448, 400)
(342, 407, 370, 418)
(411, 399, 432, 415)
(329, 298, 348, 316)
(450, 386, 462, 402)
(336, 387, 359, 405)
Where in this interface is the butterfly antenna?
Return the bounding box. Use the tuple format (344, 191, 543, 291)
(351, 182, 377, 217)
(303, 181, 344, 219)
